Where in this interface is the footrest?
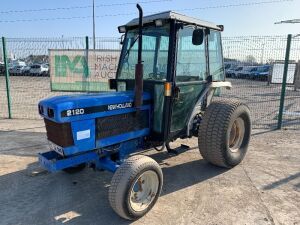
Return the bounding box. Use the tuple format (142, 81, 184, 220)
(38, 150, 98, 172)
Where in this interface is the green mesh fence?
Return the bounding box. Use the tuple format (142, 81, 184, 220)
(0, 38, 9, 118)
(0, 36, 299, 130)
(220, 36, 300, 129)
(0, 37, 121, 120)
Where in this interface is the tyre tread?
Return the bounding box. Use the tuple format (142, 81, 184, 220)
(108, 155, 162, 220)
(198, 99, 246, 167)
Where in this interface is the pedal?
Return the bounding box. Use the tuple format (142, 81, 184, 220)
(180, 144, 190, 150)
(167, 149, 178, 155)
(166, 142, 178, 155)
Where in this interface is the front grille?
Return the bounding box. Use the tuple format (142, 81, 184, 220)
(44, 118, 74, 147)
(96, 111, 149, 139)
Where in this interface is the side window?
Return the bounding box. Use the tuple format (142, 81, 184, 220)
(156, 36, 169, 75)
(208, 31, 224, 81)
(176, 27, 206, 82)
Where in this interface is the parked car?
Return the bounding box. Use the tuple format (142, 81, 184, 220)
(231, 66, 243, 78)
(250, 65, 271, 81)
(22, 66, 32, 76)
(9, 65, 26, 76)
(225, 62, 239, 77)
(29, 64, 49, 76)
(0, 63, 5, 75)
(237, 66, 258, 79)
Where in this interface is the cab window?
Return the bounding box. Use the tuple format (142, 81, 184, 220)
(208, 30, 224, 81)
(176, 26, 206, 82)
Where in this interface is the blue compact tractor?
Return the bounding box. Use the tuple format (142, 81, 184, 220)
(38, 5, 251, 220)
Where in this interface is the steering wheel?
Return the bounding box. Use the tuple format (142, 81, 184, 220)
(148, 72, 166, 80)
(148, 72, 158, 80)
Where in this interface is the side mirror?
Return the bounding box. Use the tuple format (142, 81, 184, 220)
(192, 29, 204, 45)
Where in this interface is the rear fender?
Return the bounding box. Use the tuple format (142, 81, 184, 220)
(186, 81, 232, 136)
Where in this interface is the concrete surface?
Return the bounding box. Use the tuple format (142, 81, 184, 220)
(0, 119, 299, 225)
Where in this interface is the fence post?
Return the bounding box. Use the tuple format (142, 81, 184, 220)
(277, 34, 292, 129)
(2, 37, 12, 119)
(295, 60, 300, 91)
(84, 36, 89, 78)
(83, 36, 89, 91)
(85, 36, 89, 50)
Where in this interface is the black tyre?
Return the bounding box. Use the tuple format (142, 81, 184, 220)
(198, 99, 251, 168)
(109, 155, 163, 220)
(63, 163, 86, 174)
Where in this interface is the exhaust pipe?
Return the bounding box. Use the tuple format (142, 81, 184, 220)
(134, 4, 143, 109)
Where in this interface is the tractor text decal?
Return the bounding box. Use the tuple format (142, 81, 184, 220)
(107, 102, 132, 111)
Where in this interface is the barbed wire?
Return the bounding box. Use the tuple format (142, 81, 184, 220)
(0, 0, 172, 14)
(0, 0, 293, 23)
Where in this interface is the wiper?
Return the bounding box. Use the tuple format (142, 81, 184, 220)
(124, 36, 139, 58)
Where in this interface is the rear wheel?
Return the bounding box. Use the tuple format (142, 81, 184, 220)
(198, 99, 251, 168)
(109, 155, 163, 220)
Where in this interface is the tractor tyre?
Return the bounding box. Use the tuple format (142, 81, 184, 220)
(109, 155, 163, 220)
(198, 99, 251, 168)
(63, 163, 86, 174)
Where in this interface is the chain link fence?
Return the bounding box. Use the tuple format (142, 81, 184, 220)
(0, 36, 299, 129)
(0, 37, 121, 119)
(221, 36, 300, 129)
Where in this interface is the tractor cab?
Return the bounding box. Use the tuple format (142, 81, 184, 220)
(111, 11, 226, 142)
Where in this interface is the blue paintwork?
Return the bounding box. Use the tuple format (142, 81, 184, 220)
(95, 157, 119, 173)
(39, 90, 152, 157)
(38, 150, 99, 172)
(39, 150, 120, 173)
(38, 90, 153, 173)
(64, 119, 96, 155)
(38, 137, 145, 173)
(39, 91, 151, 123)
(117, 138, 143, 160)
(96, 128, 149, 148)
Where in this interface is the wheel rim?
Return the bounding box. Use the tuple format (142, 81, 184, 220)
(129, 170, 159, 212)
(229, 117, 245, 153)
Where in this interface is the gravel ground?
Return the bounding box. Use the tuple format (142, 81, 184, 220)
(0, 119, 299, 225)
(0, 76, 299, 128)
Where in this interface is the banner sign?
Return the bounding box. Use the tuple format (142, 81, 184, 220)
(49, 49, 120, 92)
(271, 62, 297, 84)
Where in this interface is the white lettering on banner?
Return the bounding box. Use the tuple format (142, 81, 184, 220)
(49, 49, 120, 92)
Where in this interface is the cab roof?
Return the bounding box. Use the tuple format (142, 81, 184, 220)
(125, 11, 222, 31)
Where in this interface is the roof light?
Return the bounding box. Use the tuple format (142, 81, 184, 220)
(155, 19, 163, 27)
(118, 26, 126, 33)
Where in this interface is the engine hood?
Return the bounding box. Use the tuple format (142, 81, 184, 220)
(39, 91, 152, 123)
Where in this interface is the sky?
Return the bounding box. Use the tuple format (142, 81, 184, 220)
(0, 0, 300, 38)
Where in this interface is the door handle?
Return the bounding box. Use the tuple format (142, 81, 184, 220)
(174, 86, 180, 100)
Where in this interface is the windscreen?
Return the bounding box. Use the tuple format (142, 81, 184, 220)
(117, 24, 170, 81)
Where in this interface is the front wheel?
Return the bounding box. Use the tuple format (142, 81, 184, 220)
(109, 155, 163, 220)
(198, 99, 251, 168)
